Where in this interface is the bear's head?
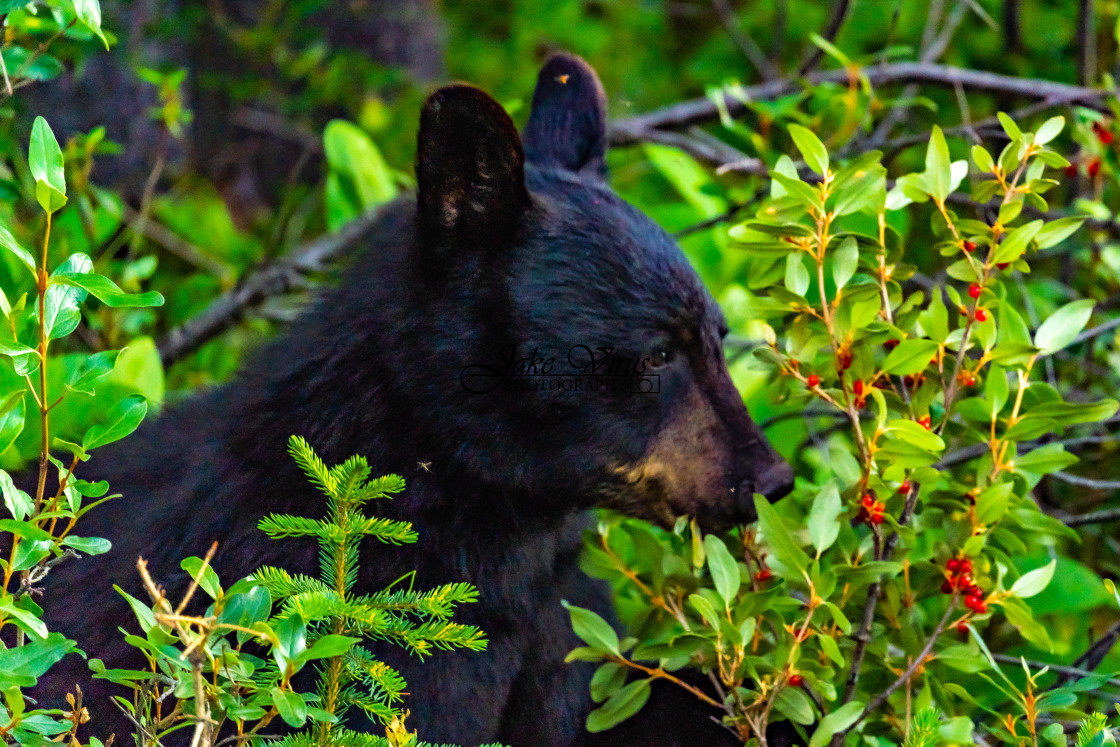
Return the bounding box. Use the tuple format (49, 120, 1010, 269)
(409, 53, 792, 528)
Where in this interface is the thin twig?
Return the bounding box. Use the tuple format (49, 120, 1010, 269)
(709, 0, 779, 80)
(1050, 472, 1120, 491)
(836, 603, 957, 740)
(796, 0, 852, 75)
(992, 653, 1120, 688)
(1060, 507, 1120, 527)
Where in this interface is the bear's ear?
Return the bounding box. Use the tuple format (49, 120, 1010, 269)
(416, 84, 530, 234)
(522, 53, 608, 178)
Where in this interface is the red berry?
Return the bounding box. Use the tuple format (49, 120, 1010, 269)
(1064, 163, 1079, 178)
(837, 350, 852, 371)
(974, 308, 988, 322)
(902, 375, 914, 388)
(966, 375, 977, 386)
(862, 493, 876, 508)
(957, 573, 972, 589)
(941, 579, 954, 594)
(959, 559, 972, 574)
(966, 584, 982, 597)
(788, 674, 804, 687)
(946, 558, 961, 573)
(755, 568, 773, 582)
(898, 481, 911, 495)
(962, 240, 976, 253)
(957, 622, 970, 637)
(969, 284, 982, 299)
(997, 262, 1010, 270)
(884, 338, 899, 352)
(807, 374, 820, 387)
(919, 415, 932, 430)
(974, 600, 987, 614)
(1089, 158, 1102, 177)
(1093, 121, 1114, 145)
(869, 513, 884, 525)
(853, 380, 864, 396)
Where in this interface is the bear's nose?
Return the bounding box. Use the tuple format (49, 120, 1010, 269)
(752, 462, 795, 503)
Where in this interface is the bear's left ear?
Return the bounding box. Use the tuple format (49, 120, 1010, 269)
(522, 53, 608, 178)
(416, 84, 530, 235)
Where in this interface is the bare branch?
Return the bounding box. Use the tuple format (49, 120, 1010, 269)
(156, 206, 391, 367)
(992, 653, 1120, 688)
(1050, 472, 1120, 491)
(609, 62, 1107, 144)
(1077, 0, 1096, 86)
(1061, 507, 1120, 527)
(1003, 0, 1022, 53)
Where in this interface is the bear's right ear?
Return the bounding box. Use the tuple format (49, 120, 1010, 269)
(522, 53, 608, 178)
(416, 84, 530, 235)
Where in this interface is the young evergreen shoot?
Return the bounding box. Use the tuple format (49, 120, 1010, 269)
(255, 436, 490, 746)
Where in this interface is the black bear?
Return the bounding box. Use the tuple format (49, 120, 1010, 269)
(39, 54, 794, 746)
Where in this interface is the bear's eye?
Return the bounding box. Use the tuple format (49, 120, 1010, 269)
(648, 349, 672, 369)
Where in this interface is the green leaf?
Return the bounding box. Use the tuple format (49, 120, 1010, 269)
(0, 632, 74, 682)
(586, 679, 651, 732)
(51, 273, 163, 308)
(82, 395, 147, 451)
(830, 153, 886, 215)
(998, 112, 1023, 141)
(0, 598, 47, 639)
(589, 662, 627, 703)
(1034, 299, 1094, 355)
(114, 586, 157, 633)
(61, 536, 111, 556)
(0, 224, 37, 275)
(1034, 116, 1065, 145)
(882, 339, 939, 376)
(788, 124, 829, 175)
(1035, 216, 1086, 250)
(0, 519, 51, 542)
(992, 220, 1043, 265)
(0, 470, 33, 521)
(29, 117, 66, 214)
(42, 253, 92, 342)
(11, 538, 50, 571)
(809, 702, 865, 747)
(1000, 595, 1052, 650)
(925, 126, 952, 204)
(0, 390, 25, 456)
(808, 482, 842, 555)
(688, 593, 720, 629)
(1010, 559, 1055, 598)
(298, 634, 360, 662)
(70, 0, 110, 49)
(563, 601, 620, 656)
(885, 419, 945, 453)
(832, 237, 858, 290)
(785, 253, 810, 296)
(1014, 442, 1078, 476)
(754, 495, 810, 576)
(270, 687, 307, 728)
(972, 145, 995, 173)
(67, 350, 120, 395)
(703, 534, 741, 605)
(180, 556, 221, 600)
(773, 684, 815, 725)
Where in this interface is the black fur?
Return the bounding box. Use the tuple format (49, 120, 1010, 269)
(36, 55, 793, 746)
